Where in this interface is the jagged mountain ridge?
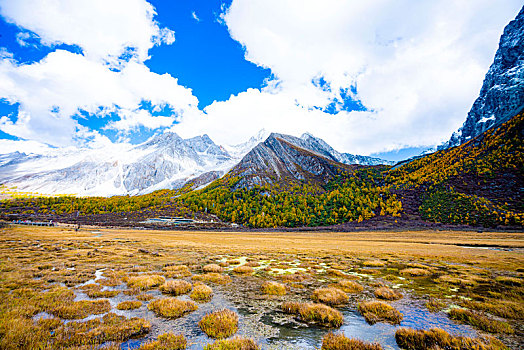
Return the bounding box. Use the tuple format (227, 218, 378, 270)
(228, 132, 376, 189)
(442, 6, 524, 149)
(0, 130, 393, 196)
(0, 132, 238, 196)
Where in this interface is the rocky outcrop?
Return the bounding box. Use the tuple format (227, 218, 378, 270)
(442, 6, 524, 148)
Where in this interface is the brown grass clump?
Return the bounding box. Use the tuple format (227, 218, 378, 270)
(137, 293, 154, 301)
(233, 265, 254, 275)
(400, 268, 431, 277)
(198, 309, 239, 339)
(138, 333, 187, 350)
(98, 277, 121, 287)
(261, 281, 286, 296)
(327, 269, 346, 277)
(426, 298, 446, 312)
(192, 273, 232, 285)
(116, 300, 142, 310)
(321, 333, 383, 350)
(204, 337, 260, 350)
(448, 308, 513, 334)
(374, 287, 402, 301)
(311, 287, 349, 306)
(227, 259, 241, 265)
(338, 280, 363, 293)
(495, 276, 521, 286)
(203, 264, 223, 273)
(163, 265, 191, 278)
(278, 272, 307, 282)
(127, 275, 165, 290)
(244, 261, 260, 267)
(282, 302, 343, 328)
(148, 298, 198, 319)
(395, 327, 506, 350)
(362, 260, 385, 267)
(358, 301, 402, 325)
(459, 299, 524, 319)
(81, 284, 119, 298)
(51, 299, 111, 319)
(190, 282, 213, 302)
(160, 280, 192, 295)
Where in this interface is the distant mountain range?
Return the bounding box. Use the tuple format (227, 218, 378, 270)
(0, 130, 393, 196)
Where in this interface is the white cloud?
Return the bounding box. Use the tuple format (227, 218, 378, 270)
(180, 0, 521, 154)
(191, 11, 200, 22)
(0, 0, 174, 63)
(0, 50, 198, 146)
(0, 0, 198, 147)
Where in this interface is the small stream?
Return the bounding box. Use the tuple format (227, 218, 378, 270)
(36, 269, 480, 350)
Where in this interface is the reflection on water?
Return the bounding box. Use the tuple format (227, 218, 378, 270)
(44, 269, 478, 350)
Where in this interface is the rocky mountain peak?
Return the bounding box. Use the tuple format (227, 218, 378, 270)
(441, 6, 524, 149)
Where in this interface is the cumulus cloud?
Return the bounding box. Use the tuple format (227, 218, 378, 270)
(0, 0, 174, 63)
(0, 0, 198, 147)
(175, 0, 522, 154)
(0, 50, 198, 146)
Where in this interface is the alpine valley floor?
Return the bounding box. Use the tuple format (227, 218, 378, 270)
(0, 224, 522, 349)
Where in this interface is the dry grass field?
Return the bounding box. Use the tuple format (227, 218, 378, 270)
(0, 224, 522, 349)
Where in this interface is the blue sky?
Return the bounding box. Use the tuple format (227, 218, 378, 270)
(0, 0, 522, 159)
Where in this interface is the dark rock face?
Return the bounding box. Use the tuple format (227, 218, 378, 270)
(442, 6, 524, 148)
(230, 133, 352, 189)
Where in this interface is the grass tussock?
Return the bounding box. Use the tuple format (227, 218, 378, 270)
(0, 312, 150, 349)
(495, 276, 521, 286)
(321, 332, 383, 350)
(362, 260, 386, 267)
(51, 299, 111, 319)
(358, 301, 402, 325)
(459, 299, 524, 319)
(148, 298, 198, 319)
(425, 298, 446, 312)
(395, 327, 508, 350)
(311, 287, 349, 306)
(193, 273, 232, 285)
(203, 264, 223, 273)
(337, 280, 363, 293)
(374, 287, 403, 301)
(190, 282, 213, 302)
(138, 333, 187, 350)
(127, 275, 165, 290)
(198, 309, 239, 339)
(163, 265, 191, 278)
(81, 283, 119, 298)
(448, 308, 513, 334)
(282, 302, 343, 328)
(400, 268, 431, 277)
(233, 265, 254, 275)
(116, 300, 142, 310)
(261, 281, 286, 296)
(204, 336, 260, 350)
(137, 293, 154, 301)
(160, 279, 192, 295)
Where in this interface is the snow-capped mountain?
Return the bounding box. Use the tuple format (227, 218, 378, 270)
(299, 133, 395, 166)
(441, 6, 524, 149)
(0, 132, 241, 196)
(222, 129, 271, 159)
(0, 129, 393, 196)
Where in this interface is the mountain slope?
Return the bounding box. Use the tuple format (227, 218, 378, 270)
(388, 111, 524, 226)
(0, 132, 237, 196)
(228, 132, 355, 189)
(442, 6, 524, 148)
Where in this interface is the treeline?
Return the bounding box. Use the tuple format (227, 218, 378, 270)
(180, 168, 402, 228)
(1, 113, 522, 228)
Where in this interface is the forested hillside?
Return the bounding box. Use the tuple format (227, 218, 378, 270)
(0, 113, 522, 229)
